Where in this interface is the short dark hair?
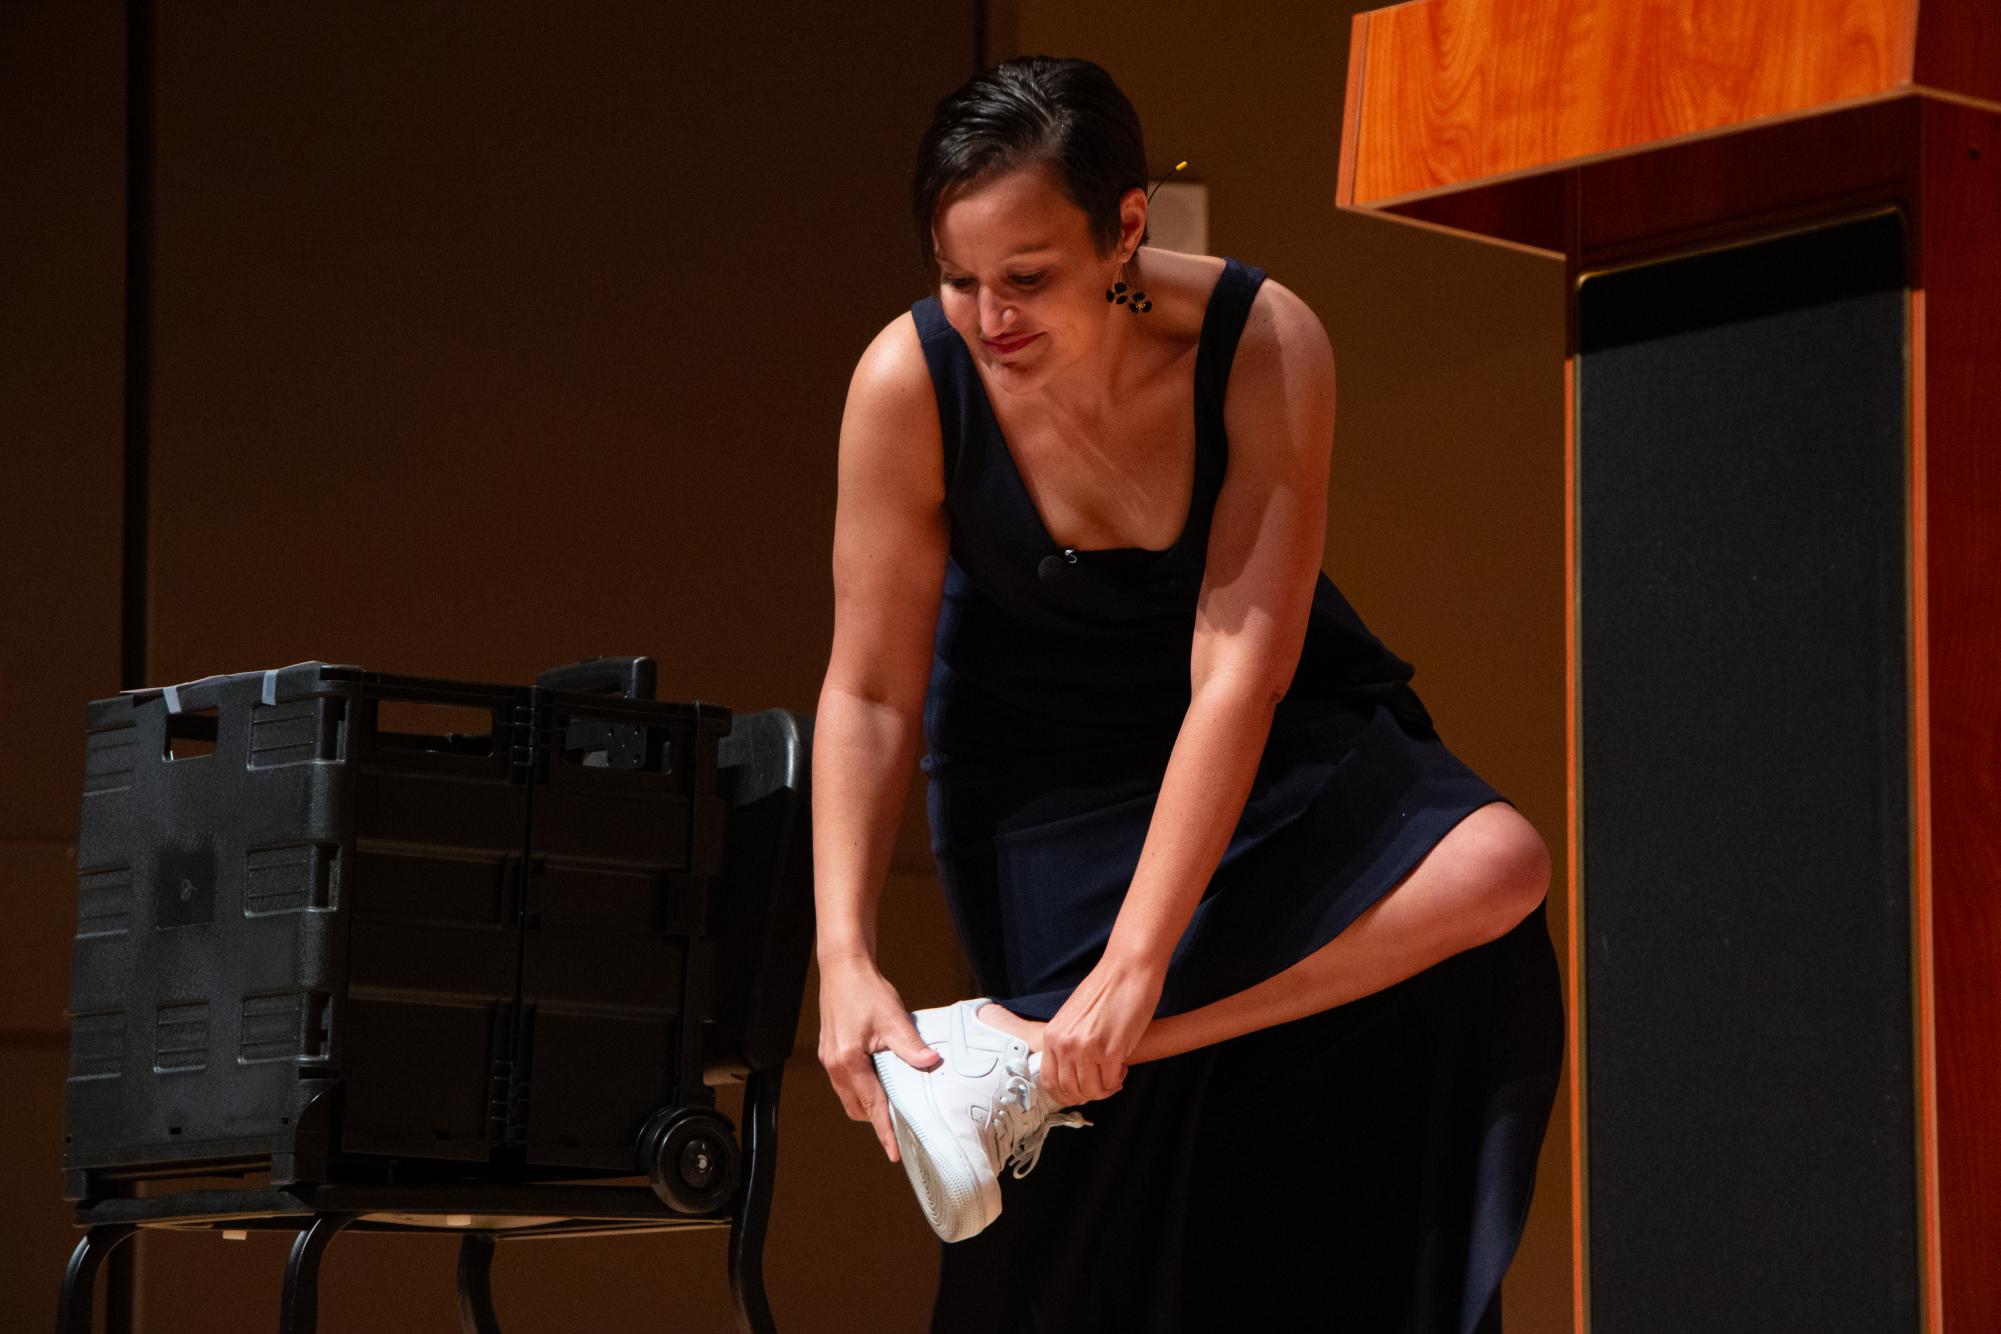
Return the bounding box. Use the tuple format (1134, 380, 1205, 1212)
(910, 56, 1150, 282)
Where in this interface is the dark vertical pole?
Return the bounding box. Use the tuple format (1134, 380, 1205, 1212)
(121, 0, 154, 696)
(111, 1, 154, 1323)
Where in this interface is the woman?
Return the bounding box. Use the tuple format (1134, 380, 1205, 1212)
(812, 55, 1564, 1334)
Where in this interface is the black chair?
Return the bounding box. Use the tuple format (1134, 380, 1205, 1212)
(56, 659, 815, 1333)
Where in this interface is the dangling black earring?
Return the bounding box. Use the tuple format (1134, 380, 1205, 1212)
(1101, 161, 1184, 313)
(1105, 255, 1153, 314)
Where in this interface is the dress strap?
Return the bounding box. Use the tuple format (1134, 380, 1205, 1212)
(1190, 256, 1270, 503)
(911, 294, 969, 487)
(1196, 257, 1270, 440)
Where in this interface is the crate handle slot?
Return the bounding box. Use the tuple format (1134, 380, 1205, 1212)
(162, 707, 219, 761)
(371, 699, 498, 756)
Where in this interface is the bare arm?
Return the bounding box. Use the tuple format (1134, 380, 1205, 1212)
(1034, 280, 1336, 1107)
(1102, 280, 1334, 970)
(811, 310, 952, 1159)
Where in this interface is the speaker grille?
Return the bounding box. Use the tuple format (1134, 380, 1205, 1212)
(1576, 211, 1918, 1332)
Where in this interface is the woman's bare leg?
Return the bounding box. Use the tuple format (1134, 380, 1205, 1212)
(977, 801, 1549, 1068)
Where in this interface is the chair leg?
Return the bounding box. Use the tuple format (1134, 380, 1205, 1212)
(456, 1234, 504, 1334)
(280, 1212, 358, 1334)
(727, 1064, 783, 1334)
(54, 1224, 137, 1334)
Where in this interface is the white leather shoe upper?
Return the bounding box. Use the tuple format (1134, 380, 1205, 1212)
(910, 998, 1090, 1182)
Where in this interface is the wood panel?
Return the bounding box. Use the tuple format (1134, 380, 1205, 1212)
(1913, 0, 2001, 107)
(0, 1044, 85, 1334)
(0, 840, 80, 1036)
(1344, 0, 1917, 205)
(1919, 93, 2001, 1334)
(0, 5, 130, 1328)
(1384, 92, 1923, 268)
(1560, 329, 1583, 1334)
(0, 0, 126, 842)
(1565, 98, 1919, 267)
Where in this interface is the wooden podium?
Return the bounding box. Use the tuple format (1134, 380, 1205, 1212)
(1338, 3, 1999, 1331)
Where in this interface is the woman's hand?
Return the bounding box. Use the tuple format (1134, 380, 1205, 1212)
(815, 952, 943, 1162)
(1036, 954, 1165, 1108)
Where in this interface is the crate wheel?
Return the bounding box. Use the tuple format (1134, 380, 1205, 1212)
(638, 1106, 740, 1214)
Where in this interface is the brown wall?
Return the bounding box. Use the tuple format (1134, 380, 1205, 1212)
(3, 3, 973, 1330)
(1, 0, 131, 1324)
(3, 3, 1570, 1330)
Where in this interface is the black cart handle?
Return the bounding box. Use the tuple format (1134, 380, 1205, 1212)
(534, 656, 658, 701)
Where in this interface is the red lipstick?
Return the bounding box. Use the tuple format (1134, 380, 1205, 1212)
(984, 332, 1041, 355)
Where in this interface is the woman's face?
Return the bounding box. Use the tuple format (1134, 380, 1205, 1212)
(932, 162, 1140, 396)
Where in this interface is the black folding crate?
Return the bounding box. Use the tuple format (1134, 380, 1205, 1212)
(64, 657, 733, 1201)
(508, 665, 732, 1173)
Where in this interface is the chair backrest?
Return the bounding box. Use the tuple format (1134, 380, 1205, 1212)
(704, 708, 816, 1081)
(528, 659, 815, 1083)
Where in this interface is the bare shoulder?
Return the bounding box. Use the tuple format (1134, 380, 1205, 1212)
(847, 310, 937, 426)
(1238, 277, 1333, 381)
(840, 309, 944, 497)
(1225, 278, 1336, 461)
(827, 309, 950, 708)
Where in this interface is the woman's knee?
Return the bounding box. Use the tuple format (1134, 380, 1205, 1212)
(1464, 803, 1551, 941)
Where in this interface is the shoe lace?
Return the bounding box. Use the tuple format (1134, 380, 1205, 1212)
(991, 1056, 1092, 1180)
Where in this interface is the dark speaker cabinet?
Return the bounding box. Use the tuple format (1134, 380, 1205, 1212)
(1342, 5, 2001, 1325)
(1574, 212, 1918, 1331)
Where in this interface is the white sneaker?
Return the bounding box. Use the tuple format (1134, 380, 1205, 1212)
(870, 997, 1093, 1242)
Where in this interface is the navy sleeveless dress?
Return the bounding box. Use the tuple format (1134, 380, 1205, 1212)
(909, 257, 1565, 1334)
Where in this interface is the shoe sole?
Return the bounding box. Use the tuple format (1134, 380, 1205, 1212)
(871, 1051, 998, 1243)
